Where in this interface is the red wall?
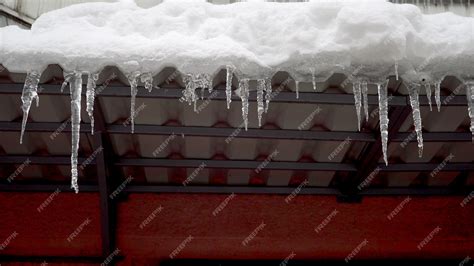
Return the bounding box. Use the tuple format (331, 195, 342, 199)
(1, 193, 473, 264)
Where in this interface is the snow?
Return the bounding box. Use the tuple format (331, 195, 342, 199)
(1, 0, 473, 77)
(3, 0, 474, 191)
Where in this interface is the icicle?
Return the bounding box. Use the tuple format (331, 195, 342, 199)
(264, 78, 272, 113)
(466, 81, 474, 141)
(226, 66, 233, 109)
(127, 72, 140, 134)
(140, 73, 153, 92)
(257, 79, 265, 127)
(239, 78, 250, 130)
(69, 71, 83, 193)
(311, 69, 317, 91)
(377, 81, 389, 165)
(352, 81, 362, 131)
(295, 80, 299, 99)
(424, 83, 432, 111)
(19, 71, 41, 144)
(183, 74, 197, 106)
(394, 62, 399, 81)
(408, 85, 424, 158)
(362, 80, 369, 122)
(435, 81, 441, 112)
(86, 73, 99, 135)
(61, 73, 73, 93)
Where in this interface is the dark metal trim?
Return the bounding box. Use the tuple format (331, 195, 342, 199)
(0, 184, 471, 196)
(0, 83, 467, 106)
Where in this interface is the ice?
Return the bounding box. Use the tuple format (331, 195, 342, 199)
(408, 84, 424, 158)
(352, 81, 362, 131)
(69, 71, 83, 193)
(19, 71, 41, 144)
(377, 80, 389, 165)
(61, 73, 73, 93)
(264, 77, 272, 113)
(295, 80, 299, 99)
(183, 74, 197, 107)
(394, 62, 399, 81)
(435, 81, 441, 112)
(257, 79, 265, 127)
(239, 78, 250, 130)
(86, 72, 99, 134)
(362, 80, 369, 122)
(127, 72, 141, 134)
(226, 65, 234, 109)
(466, 81, 474, 141)
(424, 83, 432, 111)
(140, 73, 153, 92)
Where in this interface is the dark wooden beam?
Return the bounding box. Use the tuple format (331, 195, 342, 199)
(346, 106, 413, 196)
(93, 101, 117, 262)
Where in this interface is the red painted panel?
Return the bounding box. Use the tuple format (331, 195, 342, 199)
(0, 192, 101, 257)
(1, 192, 473, 263)
(117, 194, 474, 261)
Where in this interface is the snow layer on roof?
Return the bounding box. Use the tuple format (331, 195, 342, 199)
(1, 0, 473, 80)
